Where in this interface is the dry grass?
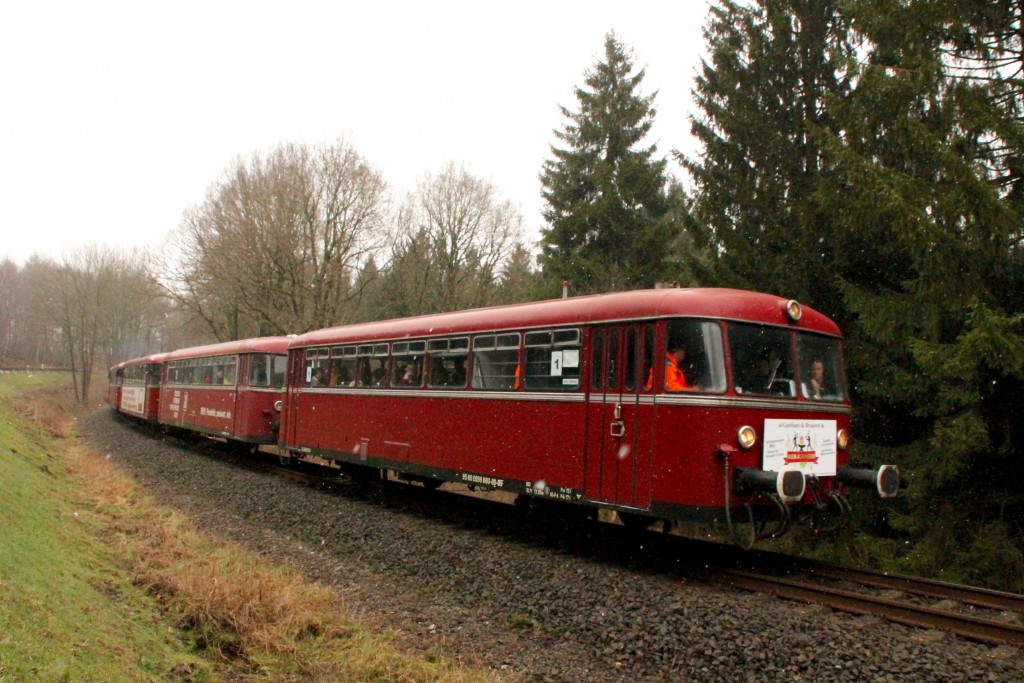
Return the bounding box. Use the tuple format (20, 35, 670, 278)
(30, 382, 507, 682)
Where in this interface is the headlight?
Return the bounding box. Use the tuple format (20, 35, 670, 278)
(785, 299, 802, 322)
(837, 429, 849, 449)
(737, 425, 757, 450)
(274, 400, 283, 412)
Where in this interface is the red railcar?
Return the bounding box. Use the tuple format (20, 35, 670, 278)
(280, 288, 897, 544)
(110, 353, 167, 422)
(106, 361, 125, 410)
(159, 337, 290, 444)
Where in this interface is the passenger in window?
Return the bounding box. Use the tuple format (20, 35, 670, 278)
(357, 358, 372, 387)
(429, 357, 446, 385)
(752, 351, 776, 390)
(311, 367, 326, 387)
(252, 361, 268, 386)
(371, 367, 387, 386)
(330, 364, 350, 387)
(644, 342, 690, 391)
(401, 358, 421, 386)
(741, 350, 786, 395)
(450, 358, 466, 386)
(804, 358, 829, 399)
(664, 341, 692, 391)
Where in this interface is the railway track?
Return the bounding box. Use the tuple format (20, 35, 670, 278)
(185, 436, 1024, 651)
(713, 562, 1024, 648)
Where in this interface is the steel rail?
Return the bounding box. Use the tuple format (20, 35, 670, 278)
(803, 563, 1024, 614)
(718, 568, 1024, 648)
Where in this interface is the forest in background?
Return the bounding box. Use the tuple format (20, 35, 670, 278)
(2, 0, 1021, 591)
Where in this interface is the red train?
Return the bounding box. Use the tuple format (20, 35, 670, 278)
(111, 338, 289, 443)
(107, 353, 166, 422)
(108, 288, 898, 546)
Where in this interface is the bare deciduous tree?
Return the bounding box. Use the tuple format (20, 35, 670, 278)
(52, 246, 164, 403)
(378, 163, 526, 317)
(16, 257, 65, 368)
(165, 138, 391, 338)
(0, 258, 16, 361)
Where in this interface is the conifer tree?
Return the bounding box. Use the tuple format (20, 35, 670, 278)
(539, 32, 673, 294)
(688, 0, 1024, 588)
(831, 0, 1024, 587)
(683, 0, 859, 315)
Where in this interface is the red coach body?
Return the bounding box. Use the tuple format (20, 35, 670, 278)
(159, 337, 290, 444)
(113, 353, 167, 422)
(280, 289, 896, 540)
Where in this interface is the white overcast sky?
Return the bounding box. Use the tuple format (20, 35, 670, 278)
(0, 0, 710, 265)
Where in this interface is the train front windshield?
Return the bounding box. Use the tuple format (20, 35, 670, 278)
(728, 322, 846, 401)
(663, 319, 846, 401)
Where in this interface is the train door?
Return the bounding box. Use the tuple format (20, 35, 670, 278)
(281, 349, 305, 448)
(181, 359, 196, 428)
(584, 323, 656, 508)
(230, 354, 248, 438)
(146, 362, 161, 418)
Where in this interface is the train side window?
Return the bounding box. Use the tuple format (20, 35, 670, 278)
(367, 343, 389, 387)
(212, 356, 233, 385)
(642, 325, 655, 393)
(625, 328, 638, 391)
(305, 348, 330, 386)
(329, 346, 357, 387)
(223, 356, 237, 385)
(249, 354, 270, 387)
(271, 354, 288, 388)
(608, 329, 620, 391)
(524, 328, 582, 391)
(391, 340, 426, 388)
(590, 330, 604, 390)
(355, 345, 376, 386)
(428, 337, 470, 389)
(664, 319, 727, 393)
(471, 333, 521, 390)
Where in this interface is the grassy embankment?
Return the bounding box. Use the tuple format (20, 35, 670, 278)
(0, 374, 503, 682)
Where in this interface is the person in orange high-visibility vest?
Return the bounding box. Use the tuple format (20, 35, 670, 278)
(664, 343, 691, 391)
(646, 342, 692, 391)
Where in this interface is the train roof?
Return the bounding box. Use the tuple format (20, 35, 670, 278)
(163, 336, 293, 362)
(120, 352, 169, 367)
(109, 352, 168, 372)
(290, 288, 841, 348)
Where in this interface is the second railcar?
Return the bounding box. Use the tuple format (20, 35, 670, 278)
(159, 337, 290, 444)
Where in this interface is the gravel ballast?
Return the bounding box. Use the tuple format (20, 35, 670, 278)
(83, 410, 1023, 682)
